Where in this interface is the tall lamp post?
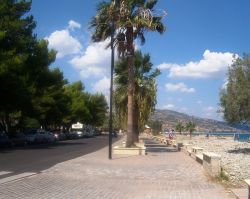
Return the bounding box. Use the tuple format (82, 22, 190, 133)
(109, 0, 116, 160)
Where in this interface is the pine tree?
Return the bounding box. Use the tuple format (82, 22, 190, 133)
(220, 54, 250, 124)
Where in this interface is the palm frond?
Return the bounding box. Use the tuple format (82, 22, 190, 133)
(145, 0, 157, 10)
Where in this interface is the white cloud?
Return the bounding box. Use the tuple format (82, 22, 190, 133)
(157, 62, 178, 70)
(159, 50, 237, 78)
(92, 76, 110, 94)
(163, 104, 175, 109)
(92, 76, 111, 104)
(46, 29, 82, 58)
(165, 82, 195, 93)
(69, 39, 111, 78)
(68, 20, 81, 30)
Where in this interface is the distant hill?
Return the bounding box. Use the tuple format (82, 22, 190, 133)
(151, 109, 240, 132)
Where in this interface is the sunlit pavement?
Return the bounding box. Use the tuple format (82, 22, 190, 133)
(0, 135, 236, 199)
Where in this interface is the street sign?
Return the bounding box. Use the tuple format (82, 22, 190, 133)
(72, 122, 83, 129)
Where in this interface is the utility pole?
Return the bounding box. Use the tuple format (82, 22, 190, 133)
(109, 0, 117, 160)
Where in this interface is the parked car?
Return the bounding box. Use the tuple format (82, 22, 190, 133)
(93, 128, 102, 136)
(68, 130, 83, 139)
(8, 132, 27, 146)
(24, 129, 48, 144)
(24, 129, 43, 144)
(43, 131, 57, 143)
(83, 129, 95, 138)
(52, 130, 66, 141)
(0, 131, 13, 148)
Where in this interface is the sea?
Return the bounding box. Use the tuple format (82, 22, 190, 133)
(194, 132, 250, 142)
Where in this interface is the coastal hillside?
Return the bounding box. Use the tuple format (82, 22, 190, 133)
(151, 109, 238, 132)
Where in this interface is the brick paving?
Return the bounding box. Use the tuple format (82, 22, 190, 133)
(0, 136, 236, 199)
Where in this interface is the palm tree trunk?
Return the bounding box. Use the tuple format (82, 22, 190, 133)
(126, 26, 135, 147)
(133, 102, 139, 143)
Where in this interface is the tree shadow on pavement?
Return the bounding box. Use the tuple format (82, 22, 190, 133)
(143, 138, 178, 153)
(146, 147, 178, 153)
(0, 135, 121, 175)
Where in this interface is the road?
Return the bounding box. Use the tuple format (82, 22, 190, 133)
(0, 135, 117, 182)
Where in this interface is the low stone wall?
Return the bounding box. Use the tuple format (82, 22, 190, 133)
(181, 144, 221, 177)
(182, 144, 192, 155)
(203, 152, 221, 177)
(195, 154, 203, 165)
(191, 146, 203, 159)
(245, 179, 250, 199)
(153, 137, 222, 178)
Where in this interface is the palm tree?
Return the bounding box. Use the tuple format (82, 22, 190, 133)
(90, 0, 166, 147)
(114, 51, 160, 142)
(185, 121, 196, 139)
(175, 121, 184, 135)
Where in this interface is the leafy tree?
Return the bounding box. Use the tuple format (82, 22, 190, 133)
(90, 0, 166, 146)
(63, 82, 108, 129)
(175, 121, 184, 134)
(185, 121, 196, 139)
(220, 54, 250, 124)
(148, 120, 162, 135)
(0, 1, 110, 132)
(86, 93, 108, 126)
(32, 68, 68, 129)
(63, 81, 91, 128)
(114, 50, 160, 142)
(0, 0, 36, 132)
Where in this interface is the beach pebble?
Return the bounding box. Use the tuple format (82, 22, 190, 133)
(187, 137, 250, 183)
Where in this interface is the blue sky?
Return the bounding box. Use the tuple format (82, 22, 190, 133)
(31, 0, 250, 121)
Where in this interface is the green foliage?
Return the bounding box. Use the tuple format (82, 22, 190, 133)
(32, 68, 68, 128)
(114, 50, 160, 132)
(86, 93, 108, 126)
(90, 0, 166, 57)
(0, 0, 108, 132)
(175, 121, 184, 134)
(23, 117, 40, 129)
(217, 168, 229, 182)
(63, 82, 108, 128)
(63, 82, 90, 126)
(185, 121, 196, 139)
(220, 54, 250, 124)
(148, 120, 162, 135)
(0, 0, 36, 131)
(90, 0, 166, 146)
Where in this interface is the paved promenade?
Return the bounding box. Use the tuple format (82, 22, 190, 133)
(0, 136, 235, 199)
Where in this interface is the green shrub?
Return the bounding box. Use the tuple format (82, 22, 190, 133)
(217, 168, 229, 181)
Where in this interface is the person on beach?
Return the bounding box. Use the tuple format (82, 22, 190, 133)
(169, 129, 174, 140)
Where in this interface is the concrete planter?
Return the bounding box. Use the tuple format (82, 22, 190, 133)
(113, 146, 146, 155)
